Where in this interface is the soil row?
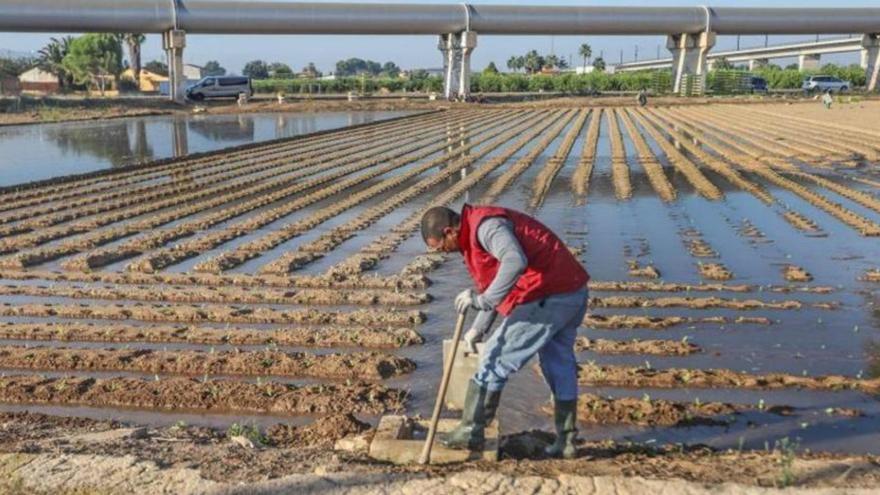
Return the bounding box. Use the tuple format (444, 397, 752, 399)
(191, 111, 521, 274)
(732, 106, 878, 161)
(1, 118, 452, 269)
(481, 109, 579, 204)
(0, 322, 424, 349)
(575, 336, 701, 356)
(0, 375, 406, 414)
(529, 109, 590, 208)
(672, 107, 880, 236)
(316, 109, 565, 279)
(627, 109, 723, 200)
(117, 114, 497, 274)
(589, 295, 834, 310)
(642, 108, 774, 204)
(660, 107, 821, 234)
(0, 283, 430, 307)
(584, 314, 771, 330)
(0, 268, 430, 291)
(0, 302, 424, 327)
(783, 265, 813, 282)
(617, 109, 676, 202)
(749, 107, 880, 153)
(0, 111, 458, 230)
(0, 346, 414, 380)
(554, 393, 861, 427)
(571, 108, 602, 199)
(577, 363, 880, 393)
(0, 110, 446, 213)
(607, 109, 633, 200)
(0, 111, 473, 253)
(258, 109, 549, 276)
(627, 260, 661, 279)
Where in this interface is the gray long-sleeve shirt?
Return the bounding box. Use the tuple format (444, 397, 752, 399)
(470, 216, 527, 335)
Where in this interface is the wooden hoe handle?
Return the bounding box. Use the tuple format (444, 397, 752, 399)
(418, 309, 468, 465)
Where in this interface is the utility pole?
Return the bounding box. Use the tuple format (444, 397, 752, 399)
(737, 35, 741, 51)
(635, 45, 639, 61)
(619, 49, 623, 64)
(765, 34, 769, 47)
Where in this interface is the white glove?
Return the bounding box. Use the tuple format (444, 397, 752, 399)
(454, 289, 478, 314)
(462, 327, 482, 355)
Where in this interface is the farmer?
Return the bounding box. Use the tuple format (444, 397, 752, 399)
(822, 89, 834, 109)
(420, 204, 589, 459)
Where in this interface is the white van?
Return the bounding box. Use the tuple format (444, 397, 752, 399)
(186, 76, 253, 101)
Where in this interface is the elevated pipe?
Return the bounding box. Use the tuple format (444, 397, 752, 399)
(1, 1, 880, 35)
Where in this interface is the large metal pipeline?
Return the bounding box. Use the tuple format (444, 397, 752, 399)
(0, 1, 879, 35)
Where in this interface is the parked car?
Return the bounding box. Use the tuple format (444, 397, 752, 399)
(802, 75, 850, 94)
(747, 76, 768, 93)
(186, 76, 253, 101)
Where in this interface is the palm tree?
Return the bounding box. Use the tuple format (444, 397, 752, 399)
(123, 34, 146, 85)
(515, 56, 525, 73)
(38, 36, 74, 88)
(578, 43, 592, 72)
(507, 55, 518, 73)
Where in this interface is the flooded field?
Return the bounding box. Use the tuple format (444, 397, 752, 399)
(0, 102, 879, 459)
(0, 110, 411, 186)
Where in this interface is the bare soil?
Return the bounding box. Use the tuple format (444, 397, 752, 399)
(578, 363, 880, 393)
(575, 337, 700, 356)
(0, 346, 415, 380)
(0, 322, 424, 348)
(0, 375, 406, 414)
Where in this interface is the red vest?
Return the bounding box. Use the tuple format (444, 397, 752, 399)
(458, 204, 589, 316)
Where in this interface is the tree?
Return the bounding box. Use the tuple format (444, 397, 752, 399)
(144, 60, 168, 76)
(545, 54, 560, 70)
(38, 36, 74, 87)
(302, 62, 321, 78)
(0, 57, 32, 79)
(382, 61, 401, 78)
(203, 60, 226, 76)
(243, 60, 270, 79)
(62, 33, 123, 95)
(122, 34, 145, 84)
(523, 50, 545, 74)
(593, 57, 606, 72)
(515, 56, 525, 73)
(506, 56, 518, 73)
(484, 62, 499, 74)
(578, 43, 592, 72)
(713, 56, 734, 70)
(268, 62, 293, 77)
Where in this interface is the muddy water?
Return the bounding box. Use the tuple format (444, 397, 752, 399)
(0, 111, 413, 186)
(1, 107, 879, 455)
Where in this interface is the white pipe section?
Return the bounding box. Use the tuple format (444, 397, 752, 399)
(1, 1, 879, 35)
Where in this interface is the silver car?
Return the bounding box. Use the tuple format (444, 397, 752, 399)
(802, 75, 850, 94)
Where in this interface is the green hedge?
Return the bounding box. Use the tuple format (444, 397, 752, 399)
(252, 64, 867, 95)
(252, 76, 443, 94)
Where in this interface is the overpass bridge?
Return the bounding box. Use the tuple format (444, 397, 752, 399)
(0, 1, 878, 100)
(615, 36, 870, 73)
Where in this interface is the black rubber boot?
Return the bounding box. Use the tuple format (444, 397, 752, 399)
(544, 399, 578, 459)
(440, 379, 501, 451)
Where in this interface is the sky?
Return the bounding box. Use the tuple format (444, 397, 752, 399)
(0, 0, 872, 74)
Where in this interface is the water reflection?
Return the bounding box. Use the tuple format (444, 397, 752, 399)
(46, 119, 155, 167)
(0, 111, 411, 186)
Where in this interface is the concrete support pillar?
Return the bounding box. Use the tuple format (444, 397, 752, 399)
(458, 31, 477, 100)
(748, 58, 769, 71)
(438, 34, 454, 99)
(862, 34, 880, 92)
(798, 53, 821, 71)
(667, 32, 715, 95)
(439, 31, 477, 100)
(163, 29, 187, 104)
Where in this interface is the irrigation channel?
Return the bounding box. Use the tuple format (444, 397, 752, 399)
(0, 103, 879, 455)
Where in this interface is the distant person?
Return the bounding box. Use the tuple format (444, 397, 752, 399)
(637, 89, 648, 107)
(822, 90, 833, 109)
(420, 204, 590, 459)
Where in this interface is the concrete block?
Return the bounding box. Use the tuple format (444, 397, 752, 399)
(368, 417, 498, 465)
(442, 339, 484, 410)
